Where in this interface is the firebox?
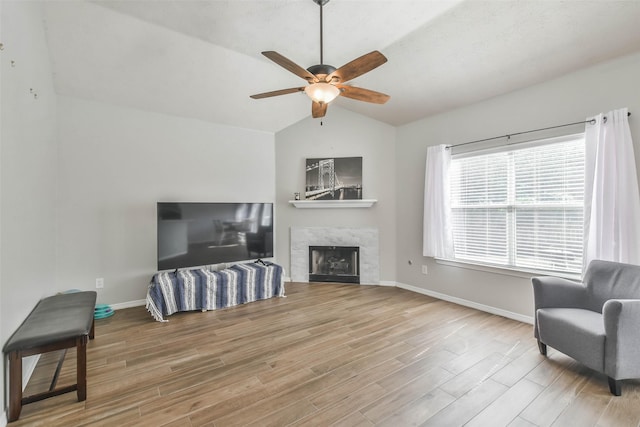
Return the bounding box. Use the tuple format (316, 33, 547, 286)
(308, 246, 360, 284)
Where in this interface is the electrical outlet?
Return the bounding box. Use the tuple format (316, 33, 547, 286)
(96, 278, 104, 289)
(421, 265, 428, 275)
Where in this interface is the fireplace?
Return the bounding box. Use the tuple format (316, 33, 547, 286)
(290, 227, 379, 284)
(309, 246, 360, 284)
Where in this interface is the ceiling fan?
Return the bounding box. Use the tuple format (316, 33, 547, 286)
(250, 0, 390, 119)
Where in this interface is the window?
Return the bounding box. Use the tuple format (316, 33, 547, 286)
(449, 134, 585, 274)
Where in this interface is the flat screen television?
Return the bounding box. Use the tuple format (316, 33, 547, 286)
(157, 202, 274, 271)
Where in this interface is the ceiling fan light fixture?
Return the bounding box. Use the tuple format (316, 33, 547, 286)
(304, 82, 340, 104)
(250, 0, 389, 119)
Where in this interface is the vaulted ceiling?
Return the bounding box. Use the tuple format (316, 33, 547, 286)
(42, 0, 640, 132)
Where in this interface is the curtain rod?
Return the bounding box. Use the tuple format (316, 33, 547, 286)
(447, 111, 631, 149)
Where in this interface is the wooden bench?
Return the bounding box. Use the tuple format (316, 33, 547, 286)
(2, 291, 97, 422)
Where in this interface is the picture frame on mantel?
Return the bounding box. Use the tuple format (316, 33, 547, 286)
(305, 156, 363, 200)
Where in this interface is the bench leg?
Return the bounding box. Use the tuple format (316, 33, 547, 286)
(77, 335, 88, 401)
(8, 351, 23, 422)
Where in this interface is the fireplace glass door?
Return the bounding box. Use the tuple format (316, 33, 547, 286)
(309, 246, 360, 284)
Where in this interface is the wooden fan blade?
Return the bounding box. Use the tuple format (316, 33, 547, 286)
(250, 87, 305, 99)
(262, 51, 318, 83)
(325, 51, 387, 84)
(312, 102, 327, 118)
(337, 85, 390, 104)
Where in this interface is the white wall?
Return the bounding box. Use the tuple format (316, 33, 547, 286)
(1, 1, 59, 420)
(56, 96, 276, 305)
(275, 107, 397, 282)
(396, 51, 640, 320)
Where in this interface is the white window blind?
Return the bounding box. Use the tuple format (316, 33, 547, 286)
(450, 135, 585, 274)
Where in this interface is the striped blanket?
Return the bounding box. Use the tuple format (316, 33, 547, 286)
(146, 262, 285, 322)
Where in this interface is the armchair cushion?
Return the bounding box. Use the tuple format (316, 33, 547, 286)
(536, 308, 605, 372)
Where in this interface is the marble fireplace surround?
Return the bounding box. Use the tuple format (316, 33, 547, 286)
(290, 227, 380, 284)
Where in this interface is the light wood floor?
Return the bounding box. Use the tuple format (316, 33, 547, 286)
(13, 282, 640, 426)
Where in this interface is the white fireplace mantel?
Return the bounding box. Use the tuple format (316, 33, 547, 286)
(289, 199, 377, 209)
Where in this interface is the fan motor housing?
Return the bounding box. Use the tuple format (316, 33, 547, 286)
(307, 64, 336, 79)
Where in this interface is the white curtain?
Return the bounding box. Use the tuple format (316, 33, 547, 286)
(583, 107, 640, 272)
(423, 144, 454, 258)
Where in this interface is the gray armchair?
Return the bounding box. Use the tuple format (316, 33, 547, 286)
(533, 259, 640, 396)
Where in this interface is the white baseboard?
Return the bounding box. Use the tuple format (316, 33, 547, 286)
(377, 280, 396, 287)
(109, 299, 146, 310)
(1, 411, 6, 427)
(395, 281, 534, 325)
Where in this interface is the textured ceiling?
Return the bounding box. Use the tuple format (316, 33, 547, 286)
(42, 0, 640, 132)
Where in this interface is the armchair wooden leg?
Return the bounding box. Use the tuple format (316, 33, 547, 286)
(537, 339, 547, 356)
(608, 377, 621, 396)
